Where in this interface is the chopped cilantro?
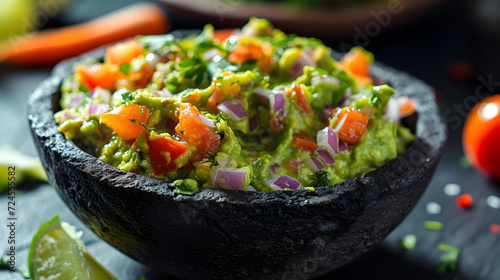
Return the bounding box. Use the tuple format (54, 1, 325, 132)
(437, 244, 459, 273)
(119, 63, 131, 76)
(201, 152, 219, 168)
(172, 179, 199, 195)
(308, 170, 331, 188)
(129, 118, 149, 129)
(424, 220, 443, 230)
(121, 92, 134, 103)
(399, 234, 417, 251)
(78, 86, 89, 93)
(215, 113, 229, 122)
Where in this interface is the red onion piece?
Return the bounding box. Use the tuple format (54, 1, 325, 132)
(338, 87, 352, 107)
(249, 114, 259, 132)
(270, 92, 287, 119)
(254, 87, 273, 100)
(213, 168, 247, 191)
(66, 93, 84, 109)
(268, 163, 280, 175)
(307, 156, 324, 172)
(316, 127, 339, 156)
(165, 118, 177, 131)
(88, 103, 110, 117)
(319, 104, 334, 122)
(199, 115, 216, 128)
(273, 175, 301, 190)
(202, 49, 221, 62)
(240, 80, 255, 90)
(217, 100, 248, 121)
(289, 51, 316, 77)
(153, 88, 173, 98)
(339, 141, 348, 152)
(311, 75, 341, 87)
(89, 87, 111, 104)
(315, 149, 335, 165)
(383, 96, 400, 122)
(58, 110, 80, 123)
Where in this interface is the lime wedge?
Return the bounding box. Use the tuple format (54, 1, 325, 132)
(28, 215, 117, 280)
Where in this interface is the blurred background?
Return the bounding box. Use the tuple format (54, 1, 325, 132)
(1, 0, 500, 279)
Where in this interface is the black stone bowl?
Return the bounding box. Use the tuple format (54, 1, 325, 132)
(27, 43, 447, 280)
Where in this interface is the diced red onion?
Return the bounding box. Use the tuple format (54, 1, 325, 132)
(316, 127, 339, 155)
(273, 175, 301, 190)
(66, 93, 84, 109)
(270, 92, 287, 119)
(338, 87, 352, 107)
(240, 80, 255, 90)
(249, 114, 259, 132)
(217, 99, 248, 121)
(315, 149, 335, 165)
(88, 103, 110, 117)
(202, 49, 221, 62)
(165, 118, 177, 131)
(311, 75, 341, 87)
(153, 88, 173, 98)
(245, 185, 257, 191)
(199, 115, 216, 128)
(58, 110, 80, 123)
(383, 96, 400, 122)
(254, 87, 273, 100)
(213, 168, 247, 191)
(319, 104, 334, 122)
(339, 141, 348, 152)
(289, 51, 317, 77)
(307, 156, 324, 172)
(268, 163, 280, 175)
(89, 87, 111, 104)
(146, 52, 163, 69)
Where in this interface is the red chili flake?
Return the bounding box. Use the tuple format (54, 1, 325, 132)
(448, 61, 473, 83)
(490, 224, 500, 234)
(456, 193, 473, 209)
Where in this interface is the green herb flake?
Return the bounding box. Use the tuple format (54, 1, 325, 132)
(308, 170, 331, 188)
(399, 234, 417, 251)
(119, 63, 132, 76)
(78, 86, 89, 93)
(437, 244, 459, 273)
(201, 152, 219, 168)
(460, 156, 472, 168)
(305, 187, 315, 192)
(424, 220, 443, 231)
(172, 179, 199, 195)
(121, 92, 134, 103)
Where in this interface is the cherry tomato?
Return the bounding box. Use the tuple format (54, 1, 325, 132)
(463, 95, 500, 179)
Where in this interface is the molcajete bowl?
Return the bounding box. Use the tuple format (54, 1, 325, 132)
(27, 43, 447, 280)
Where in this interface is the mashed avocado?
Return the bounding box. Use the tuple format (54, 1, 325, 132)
(54, 18, 415, 193)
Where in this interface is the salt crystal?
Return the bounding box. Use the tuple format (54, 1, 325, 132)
(444, 183, 461, 196)
(426, 201, 442, 214)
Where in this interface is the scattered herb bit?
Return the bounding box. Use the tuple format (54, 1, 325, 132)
(460, 156, 471, 168)
(283, 188, 295, 191)
(129, 118, 149, 129)
(172, 179, 199, 195)
(78, 86, 89, 93)
(308, 170, 330, 188)
(444, 183, 461, 196)
(399, 234, 417, 251)
(201, 152, 219, 168)
(215, 113, 229, 122)
(119, 63, 132, 75)
(424, 221, 443, 231)
(305, 187, 315, 192)
(436, 244, 459, 273)
(139, 276, 146, 280)
(490, 223, 500, 234)
(456, 193, 473, 209)
(121, 92, 134, 103)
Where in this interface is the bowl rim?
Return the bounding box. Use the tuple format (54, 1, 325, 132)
(27, 31, 448, 207)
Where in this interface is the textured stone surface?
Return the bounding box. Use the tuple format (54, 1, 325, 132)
(27, 45, 446, 280)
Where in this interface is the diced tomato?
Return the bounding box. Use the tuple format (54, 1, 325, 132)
(339, 48, 373, 85)
(100, 103, 150, 140)
(132, 65, 155, 89)
(76, 64, 115, 91)
(284, 157, 303, 173)
(259, 43, 273, 74)
(294, 84, 313, 116)
(105, 40, 143, 66)
(175, 103, 221, 161)
(269, 114, 284, 133)
(399, 97, 416, 118)
(146, 132, 188, 175)
(226, 39, 263, 64)
(208, 88, 224, 111)
(329, 106, 369, 144)
(293, 132, 317, 153)
(213, 29, 236, 44)
(456, 193, 473, 209)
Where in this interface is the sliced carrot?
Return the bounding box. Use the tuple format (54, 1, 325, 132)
(213, 29, 236, 44)
(105, 39, 143, 66)
(293, 132, 317, 153)
(175, 103, 221, 161)
(329, 106, 369, 144)
(294, 84, 313, 116)
(76, 64, 115, 91)
(226, 39, 263, 64)
(146, 132, 188, 175)
(100, 103, 150, 140)
(0, 3, 169, 66)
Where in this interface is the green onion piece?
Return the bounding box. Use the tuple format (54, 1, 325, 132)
(399, 234, 417, 251)
(424, 220, 443, 230)
(437, 244, 459, 273)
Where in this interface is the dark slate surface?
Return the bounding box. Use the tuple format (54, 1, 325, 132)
(2, 0, 500, 279)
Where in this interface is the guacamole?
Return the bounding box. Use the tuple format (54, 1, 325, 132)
(54, 18, 415, 192)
